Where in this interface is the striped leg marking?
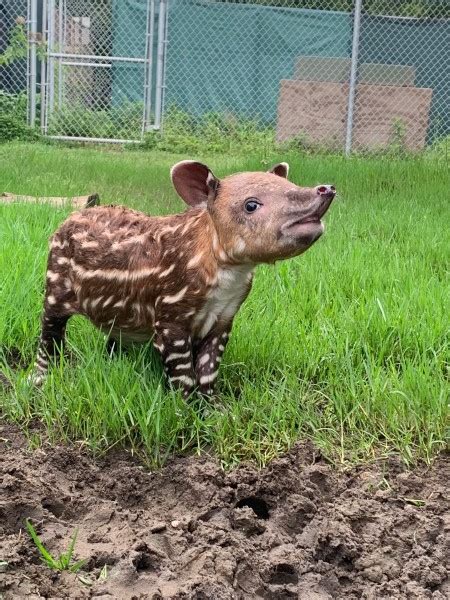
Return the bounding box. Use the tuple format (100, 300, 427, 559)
(28, 312, 69, 386)
(153, 329, 195, 400)
(195, 329, 230, 397)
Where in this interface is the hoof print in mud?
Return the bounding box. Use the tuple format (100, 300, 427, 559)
(231, 496, 270, 536)
(278, 494, 317, 535)
(266, 563, 299, 586)
(130, 542, 160, 573)
(234, 496, 270, 519)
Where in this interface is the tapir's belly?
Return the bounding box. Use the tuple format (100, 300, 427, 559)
(105, 327, 153, 344)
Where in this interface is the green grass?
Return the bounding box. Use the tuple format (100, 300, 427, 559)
(0, 142, 448, 468)
(25, 520, 86, 573)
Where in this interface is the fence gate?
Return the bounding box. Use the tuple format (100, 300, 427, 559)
(41, 0, 168, 143)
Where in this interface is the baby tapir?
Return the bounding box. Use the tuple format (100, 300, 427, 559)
(30, 161, 335, 398)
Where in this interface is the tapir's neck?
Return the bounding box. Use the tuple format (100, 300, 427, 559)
(185, 208, 254, 269)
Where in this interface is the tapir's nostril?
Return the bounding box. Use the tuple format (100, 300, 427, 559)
(316, 184, 336, 197)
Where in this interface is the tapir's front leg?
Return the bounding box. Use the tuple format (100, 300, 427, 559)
(153, 325, 196, 400)
(194, 325, 232, 397)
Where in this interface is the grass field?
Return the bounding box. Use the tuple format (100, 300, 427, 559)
(0, 142, 448, 468)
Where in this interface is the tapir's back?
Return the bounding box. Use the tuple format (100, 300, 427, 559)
(45, 205, 222, 342)
(53, 205, 180, 272)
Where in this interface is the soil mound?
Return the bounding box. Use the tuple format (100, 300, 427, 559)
(0, 422, 448, 599)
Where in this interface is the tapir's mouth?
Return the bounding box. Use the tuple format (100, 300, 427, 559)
(281, 196, 333, 243)
(284, 192, 334, 230)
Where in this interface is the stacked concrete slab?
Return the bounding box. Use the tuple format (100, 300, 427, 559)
(277, 57, 433, 150)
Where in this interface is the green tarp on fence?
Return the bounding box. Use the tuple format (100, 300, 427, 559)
(163, 0, 352, 121)
(111, 0, 449, 140)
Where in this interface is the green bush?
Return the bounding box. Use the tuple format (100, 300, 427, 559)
(425, 134, 450, 162)
(0, 92, 40, 143)
(48, 106, 115, 139)
(137, 106, 275, 154)
(47, 101, 146, 140)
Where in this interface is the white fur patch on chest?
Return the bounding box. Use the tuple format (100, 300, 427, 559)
(193, 265, 254, 339)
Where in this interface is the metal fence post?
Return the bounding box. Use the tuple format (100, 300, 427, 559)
(48, 0, 55, 116)
(57, 0, 64, 108)
(154, 0, 167, 130)
(41, 0, 48, 132)
(345, 0, 363, 155)
(143, 0, 156, 134)
(28, 0, 38, 126)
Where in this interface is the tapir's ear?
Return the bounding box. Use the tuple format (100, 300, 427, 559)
(170, 160, 219, 207)
(268, 162, 289, 179)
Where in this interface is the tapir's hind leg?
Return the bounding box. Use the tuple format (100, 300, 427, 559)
(29, 249, 78, 385)
(30, 312, 70, 385)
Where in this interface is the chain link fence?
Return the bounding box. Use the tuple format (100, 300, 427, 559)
(1, 0, 30, 134)
(1, 0, 449, 152)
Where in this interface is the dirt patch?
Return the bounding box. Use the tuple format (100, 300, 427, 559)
(0, 421, 448, 599)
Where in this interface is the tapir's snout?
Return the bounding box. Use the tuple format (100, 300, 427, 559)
(281, 183, 336, 250)
(316, 184, 336, 200)
(286, 184, 336, 221)
(313, 184, 336, 219)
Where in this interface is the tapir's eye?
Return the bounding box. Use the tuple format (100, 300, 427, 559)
(244, 198, 262, 213)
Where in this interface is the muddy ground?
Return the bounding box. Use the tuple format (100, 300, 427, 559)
(0, 421, 448, 599)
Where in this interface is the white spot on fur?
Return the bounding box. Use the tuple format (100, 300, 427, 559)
(166, 351, 190, 362)
(51, 239, 69, 250)
(72, 231, 88, 242)
(163, 329, 169, 335)
(111, 234, 147, 251)
(47, 295, 57, 305)
(113, 300, 126, 308)
(218, 344, 225, 351)
(159, 264, 175, 278)
(162, 286, 188, 304)
(234, 236, 246, 254)
(103, 295, 115, 307)
(175, 362, 192, 370)
(199, 371, 218, 385)
(70, 261, 161, 282)
(46, 271, 59, 282)
(198, 353, 210, 366)
(56, 257, 69, 265)
(81, 240, 99, 249)
(174, 339, 186, 347)
(90, 296, 103, 309)
(186, 253, 203, 269)
(210, 362, 214, 368)
(170, 375, 195, 387)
